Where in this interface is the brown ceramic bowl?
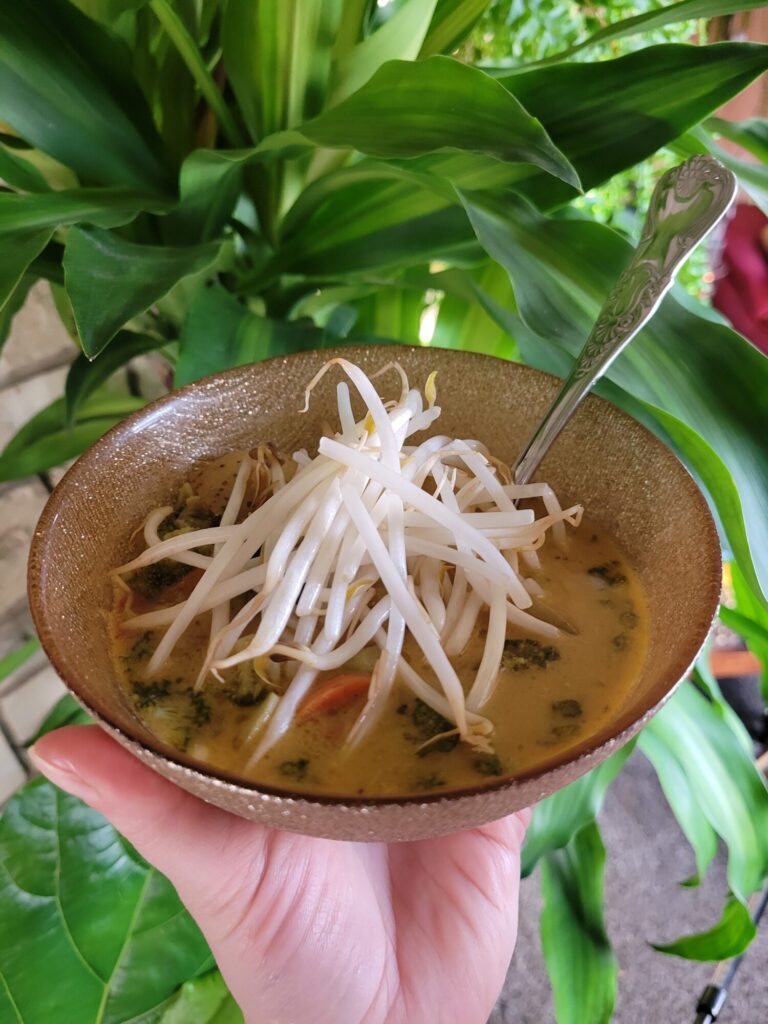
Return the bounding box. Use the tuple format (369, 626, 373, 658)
(28, 345, 721, 841)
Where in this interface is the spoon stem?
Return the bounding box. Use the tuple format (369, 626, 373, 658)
(513, 155, 737, 486)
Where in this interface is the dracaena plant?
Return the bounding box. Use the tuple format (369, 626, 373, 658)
(1, 1, 768, 1022)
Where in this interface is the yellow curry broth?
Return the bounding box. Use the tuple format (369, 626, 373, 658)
(111, 511, 647, 797)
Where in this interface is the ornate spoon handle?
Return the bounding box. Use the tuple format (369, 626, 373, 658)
(513, 155, 737, 486)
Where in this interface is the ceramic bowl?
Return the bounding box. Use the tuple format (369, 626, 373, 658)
(28, 345, 721, 841)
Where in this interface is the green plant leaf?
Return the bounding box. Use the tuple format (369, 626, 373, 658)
(158, 971, 243, 1024)
(540, 821, 616, 1024)
(223, 0, 343, 142)
(0, 188, 170, 233)
(0, 779, 213, 1024)
(0, 274, 34, 351)
(65, 330, 167, 422)
(706, 115, 768, 163)
(638, 728, 718, 886)
(0, 144, 50, 192)
(419, 0, 491, 57)
(683, 125, 768, 216)
(534, 0, 768, 64)
(0, 392, 145, 482)
(652, 896, 757, 961)
(63, 227, 221, 357)
(458, 188, 768, 605)
(497, 43, 768, 208)
(303, 56, 579, 188)
(645, 681, 768, 901)
(0, 228, 53, 314)
(148, 0, 244, 148)
(0, 0, 170, 191)
(521, 742, 635, 877)
(0, 637, 40, 685)
(719, 607, 768, 655)
(27, 694, 92, 747)
(332, 0, 438, 103)
(728, 562, 768, 702)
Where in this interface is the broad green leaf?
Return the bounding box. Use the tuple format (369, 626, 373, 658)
(687, 126, 768, 216)
(430, 261, 519, 357)
(177, 282, 397, 386)
(303, 57, 579, 188)
(0, 391, 145, 481)
(0, 418, 127, 483)
(652, 896, 757, 961)
(729, 562, 768, 702)
(352, 287, 425, 342)
(71, 0, 149, 24)
(497, 43, 768, 208)
(0, 637, 40, 685)
(159, 971, 243, 1024)
(63, 227, 221, 357)
(638, 728, 718, 886)
(535, 0, 768, 64)
(718, 607, 768, 656)
(148, 0, 244, 148)
(0, 274, 33, 352)
(0, 780, 212, 1024)
(645, 681, 768, 901)
(332, 0, 438, 103)
(419, 0, 491, 57)
(0, 228, 53, 314)
(176, 282, 367, 387)
(540, 822, 616, 1024)
(458, 188, 768, 605)
(706, 115, 768, 163)
(643, 402, 762, 608)
(0, 188, 170, 233)
(27, 694, 93, 747)
(521, 742, 635, 876)
(223, 0, 342, 141)
(0, 0, 170, 192)
(0, 144, 50, 192)
(65, 330, 167, 422)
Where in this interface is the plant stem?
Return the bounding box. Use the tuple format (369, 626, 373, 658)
(149, 0, 246, 149)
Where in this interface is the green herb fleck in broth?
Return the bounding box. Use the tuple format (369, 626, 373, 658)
(502, 638, 560, 672)
(131, 680, 171, 708)
(552, 699, 583, 718)
(587, 561, 627, 587)
(129, 560, 193, 599)
(411, 699, 459, 754)
(620, 609, 639, 628)
(473, 754, 504, 777)
(415, 773, 446, 790)
(280, 758, 310, 781)
(187, 689, 211, 727)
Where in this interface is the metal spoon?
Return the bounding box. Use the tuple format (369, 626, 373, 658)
(513, 155, 737, 485)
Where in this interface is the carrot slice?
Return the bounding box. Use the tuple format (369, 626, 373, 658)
(297, 673, 371, 723)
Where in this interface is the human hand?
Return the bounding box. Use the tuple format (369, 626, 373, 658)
(31, 726, 528, 1024)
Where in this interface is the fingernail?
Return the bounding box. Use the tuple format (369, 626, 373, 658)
(28, 744, 101, 804)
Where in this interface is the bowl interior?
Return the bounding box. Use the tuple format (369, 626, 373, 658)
(29, 346, 721, 840)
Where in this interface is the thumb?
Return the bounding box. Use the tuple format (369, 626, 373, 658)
(29, 724, 266, 919)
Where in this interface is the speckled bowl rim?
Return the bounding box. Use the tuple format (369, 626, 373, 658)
(28, 346, 722, 810)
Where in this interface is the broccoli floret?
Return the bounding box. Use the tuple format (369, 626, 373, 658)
(279, 758, 310, 781)
(502, 638, 560, 672)
(473, 754, 504, 777)
(128, 560, 193, 599)
(224, 660, 266, 707)
(587, 561, 627, 587)
(187, 689, 211, 728)
(552, 699, 582, 718)
(131, 680, 171, 708)
(411, 699, 459, 755)
(414, 773, 446, 790)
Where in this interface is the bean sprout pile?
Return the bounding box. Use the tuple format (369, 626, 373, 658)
(115, 360, 583, 762)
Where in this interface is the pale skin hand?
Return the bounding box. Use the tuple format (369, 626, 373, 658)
(30, 725, 529, 1024)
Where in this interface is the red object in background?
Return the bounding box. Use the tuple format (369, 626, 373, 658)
(713, 203, 768, 355)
